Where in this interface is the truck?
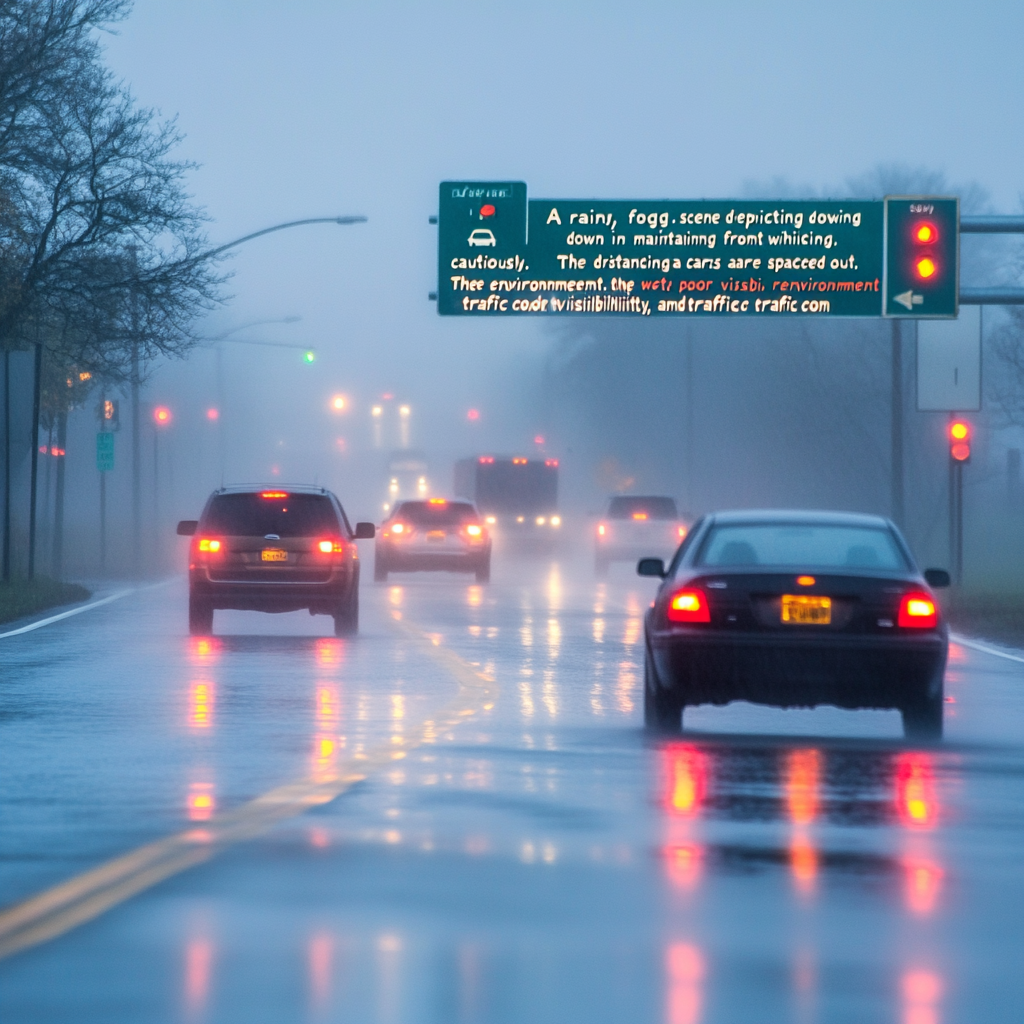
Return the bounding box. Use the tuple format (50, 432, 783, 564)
(454, 455, 561, 545)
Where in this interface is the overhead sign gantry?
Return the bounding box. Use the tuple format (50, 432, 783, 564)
(436, 181, 960, 319)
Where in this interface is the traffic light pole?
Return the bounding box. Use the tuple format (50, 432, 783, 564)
(952, 458, 964, 586)
(890, 320, 904, 527)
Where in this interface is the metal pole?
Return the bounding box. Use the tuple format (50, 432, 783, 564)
(955, 461, 964, 586)
(2, 348, 10, 582)
(27, 341, 42, 579)
(216, 344, 225, 486)
(131, 345, 141, 578)
(153, 424, 159, 571)
(891, 319, 904, 527)
(99, 391, 106, 574)
(51, 410, 66, 580)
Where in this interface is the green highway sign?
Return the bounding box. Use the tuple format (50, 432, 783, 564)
(437, 182, 960, 318)
(883, 196, 959, 318)
(96, 431, 114, 472)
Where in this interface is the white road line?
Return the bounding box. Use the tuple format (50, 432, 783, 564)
(952, 634, 1024, 666)
(0, 590, 134, 638)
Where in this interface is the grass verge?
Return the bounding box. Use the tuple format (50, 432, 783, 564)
(943, 591, 1024, 650)
(0, 576, 91, 626)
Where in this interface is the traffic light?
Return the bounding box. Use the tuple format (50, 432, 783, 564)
(949, 419, 971, 462)
(97, 398, 120, 430)
(883, 197, 959, 318)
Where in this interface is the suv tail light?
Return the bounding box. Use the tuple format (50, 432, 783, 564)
(317, 539, 345, 554)
(197, 537, 222, 553)
(667, 589, 710, 624)
(898, 592, 938, 629)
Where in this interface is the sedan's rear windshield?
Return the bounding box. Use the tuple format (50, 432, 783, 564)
(608, 496, 678, 520)
(696, 522, 908, 571)
(396, 501, 478, 526)
(202, 493, 341, 537)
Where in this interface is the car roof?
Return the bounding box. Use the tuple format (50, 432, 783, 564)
(213, 484, 331, 496)
(706, 508, 894, 529)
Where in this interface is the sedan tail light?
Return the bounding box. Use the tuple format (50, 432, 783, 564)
(898, 592, 938, 629)
(667, 589, 710, 624)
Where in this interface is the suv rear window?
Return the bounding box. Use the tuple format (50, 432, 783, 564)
(396, 501, 478, 526)
(607, 496, 678, 520)
(202, 493, 341, 537)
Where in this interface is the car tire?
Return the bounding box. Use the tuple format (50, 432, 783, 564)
(901, 687, 943, 741)
(643, 643, 682, 732)
(188, 595, 213, 636)
(373, 558, 388, 583)
(333, 587, 359, 637)
(595, 556, 609, 578)
(475, 558, 491, 584)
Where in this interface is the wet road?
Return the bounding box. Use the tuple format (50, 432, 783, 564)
(1, 555, 1023, 1022)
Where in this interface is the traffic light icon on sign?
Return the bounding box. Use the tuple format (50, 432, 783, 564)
(883, 197, 959, 318)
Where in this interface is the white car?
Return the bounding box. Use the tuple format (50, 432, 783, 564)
(595, 495, 688, 576)
(467, 228, 496, 247)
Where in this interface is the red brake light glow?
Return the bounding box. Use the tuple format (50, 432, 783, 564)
(677, 525, 688, 539)
(597, 523, 606, 536)
(797, 575, 816, 586)
(632, 511, 648, 520)
(512, 457, 527, 465)
(898, 593, 938, 629)
(428, 498, 447, 505)
(318, 539, 344, 553)
(478, 456, 494, 464)
(197, 538, 221, 553)
(465, 524, 483, 537)
(261, 491, 288, 499)
(545, 458, 559, 467)
(667, 589, 710, 624)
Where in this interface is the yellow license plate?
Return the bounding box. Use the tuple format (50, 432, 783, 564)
(261, 548, 288, 562)
(781, 594, 832, 624)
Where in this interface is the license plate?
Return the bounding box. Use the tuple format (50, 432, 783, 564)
(781, 594, 831, 624)
(261, 548, 288, 562)
(426, 531, 445, 543)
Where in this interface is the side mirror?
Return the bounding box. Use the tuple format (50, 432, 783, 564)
(354, 522, 376, 540)
(637, 557, 666, 578)
(177, 520, 198, 536)
(924, 568, 951, 589)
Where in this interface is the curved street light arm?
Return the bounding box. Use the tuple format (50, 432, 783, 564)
(203, 216, 367, 261)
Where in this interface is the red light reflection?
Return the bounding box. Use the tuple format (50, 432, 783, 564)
(903, 858, 943, 916)
(188, 636, 221, 664)
(188, 681, 215, 729)
(901, 969, 943, 1024)
(785, 749, 821, 825)
(662, 745, 708, 818)
(308, 930, 334, 1010)
(315, 638, 343, 667)
(187, 783, 215, 821)
(664, 843, 702, 891)
(895, 753, 938, 829)
(665, 942, 704, 1024)
(184, 936, 214, 1015)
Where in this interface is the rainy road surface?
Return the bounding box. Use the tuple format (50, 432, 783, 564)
(1, 553, 1023, 1023)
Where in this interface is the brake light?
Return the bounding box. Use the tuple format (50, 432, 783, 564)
(465, 524, 482, 537)
(318, 539, 344, 553)
(512, 457, 527, 465)
(428, 498, 447, 505)
(478, 456, 494, 464)
(632, 512, 648, 520)
(545, 458, 559, 467)
(898, 593, 938, 629)
(260, 491, 288, 499)
(677, 525, 687, 539)
(667, 589, 710, 624)
(197, 538, 221, 553)
(597, 523, 606, 536)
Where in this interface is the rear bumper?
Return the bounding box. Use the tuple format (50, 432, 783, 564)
(189, 572, 354, 613)
(377, 546, 488, 573)
(649, 623, 947, 710)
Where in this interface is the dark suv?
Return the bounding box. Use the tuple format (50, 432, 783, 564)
(177, 486, 375, 637)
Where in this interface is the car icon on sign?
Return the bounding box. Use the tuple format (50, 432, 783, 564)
(468, 229, 496, 247)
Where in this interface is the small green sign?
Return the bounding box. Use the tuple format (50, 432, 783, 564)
(883, 196, 959, 318)
(96, 431, 114, 472)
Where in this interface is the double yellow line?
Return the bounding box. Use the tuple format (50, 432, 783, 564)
(0, 619, 497, 960)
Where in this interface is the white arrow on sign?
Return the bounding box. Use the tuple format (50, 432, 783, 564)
(893, 290, 924, 311)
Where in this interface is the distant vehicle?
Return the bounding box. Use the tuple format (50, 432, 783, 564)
(595, 495, 688, 576)
(467, 228, 496, 247)
(637, 510, 950, 739)
(383, 450, 429, 515)
(177, 486, 375, 637)
(375, 499, 491, 582)
(454, 455, 561, 543)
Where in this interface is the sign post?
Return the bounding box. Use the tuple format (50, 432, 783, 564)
(96, 430, 114, 571)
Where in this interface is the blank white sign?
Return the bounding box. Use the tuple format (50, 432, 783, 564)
(917, 306, 981, 411)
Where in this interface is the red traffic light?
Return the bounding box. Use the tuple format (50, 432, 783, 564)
(914, 255, 938, 280)
(479, 204, 495, 218)
(153, 405, 172, 425)
(913, 221, 939, 245)
(949, 420, 970, 461)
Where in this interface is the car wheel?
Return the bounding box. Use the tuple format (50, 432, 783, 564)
(594, 556, 609, 578)
(373, 557, 388, 583)
(643, 643, 682, 732)
(188, 594, 213, 636)
(475, 558, 491, 584)
(333, 587, 358, 637)
(901, 687, 943, 741)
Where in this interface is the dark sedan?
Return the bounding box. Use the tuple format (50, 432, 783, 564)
(638, 510, 950, 739)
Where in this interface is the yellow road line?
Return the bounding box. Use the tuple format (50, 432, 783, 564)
(0, 618, 497, 960)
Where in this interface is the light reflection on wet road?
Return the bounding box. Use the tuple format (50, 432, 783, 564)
(1, 557, 1023, 1022)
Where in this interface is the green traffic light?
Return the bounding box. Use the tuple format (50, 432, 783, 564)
(303, 350, 316, 364)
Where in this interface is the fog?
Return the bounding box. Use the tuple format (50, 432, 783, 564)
(9, 0, 1024, 582)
